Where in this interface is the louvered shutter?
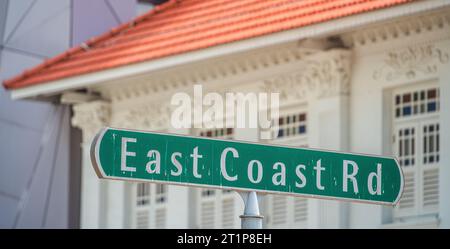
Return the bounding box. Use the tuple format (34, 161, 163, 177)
(155, 208, 166, 228)
(392, 86, 440, 219)
(394, 125, 418, 216)
(294, 198, 308, 223)
(132, 183, 169, 228)
(221, 198, 234, 228)
(271, 195, 288, 226)
(136, 210, 149, 229)
(200, 201, 215, 228)
(421, 121, 440, 213)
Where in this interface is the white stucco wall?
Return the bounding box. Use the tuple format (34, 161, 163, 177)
(347, 17, 450, 228)
(67, 6, 450, 229)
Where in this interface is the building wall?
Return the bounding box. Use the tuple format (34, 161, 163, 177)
(60, 6, 450, 229)
(0, 0, 137, 228)
(346, 11, 450, 228)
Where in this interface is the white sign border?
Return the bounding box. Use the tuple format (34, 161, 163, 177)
(91, 127, 404, 206)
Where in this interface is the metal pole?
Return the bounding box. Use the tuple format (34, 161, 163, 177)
(238, 191, 263, 229)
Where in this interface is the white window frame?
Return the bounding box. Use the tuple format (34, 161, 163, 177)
(131, 183, 168, 229)
(392, 83, 440, 221)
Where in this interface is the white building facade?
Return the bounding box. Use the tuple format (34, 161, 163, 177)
(5, 1, 450, 229)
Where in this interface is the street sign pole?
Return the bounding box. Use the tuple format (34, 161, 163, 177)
(238, 191, 263, 229)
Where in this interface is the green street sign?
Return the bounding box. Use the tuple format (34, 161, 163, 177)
(91, 127, 403, 205)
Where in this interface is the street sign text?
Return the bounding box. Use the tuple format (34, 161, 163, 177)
(91, 127, 403, 205)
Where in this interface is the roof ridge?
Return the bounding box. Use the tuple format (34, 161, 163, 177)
(3, 0, 180, 89)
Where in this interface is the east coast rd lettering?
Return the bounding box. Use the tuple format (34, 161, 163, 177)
(91, 127, 404, 205)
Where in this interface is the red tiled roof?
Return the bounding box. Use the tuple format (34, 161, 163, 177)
(3, 0, 410, 90)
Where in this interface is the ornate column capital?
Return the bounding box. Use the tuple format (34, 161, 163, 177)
(71, 100, 111, 143)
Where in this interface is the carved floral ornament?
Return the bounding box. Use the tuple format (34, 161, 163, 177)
(373, 44, 449, 81)
(260, 50, 351, 101)
(112, 102, 172, 131)
(71, 101, 111, 141)
(111, 88, 231, 131)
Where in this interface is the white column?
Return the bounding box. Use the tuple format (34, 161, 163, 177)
(105, 181, 126, 228)
(439, 65, 450, 228)
(72, 101, 111, 228)
(79, 143, 104, 228)
(308, 95, 350, 228)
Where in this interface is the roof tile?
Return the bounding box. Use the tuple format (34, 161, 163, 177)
(3, 0, 410, 89)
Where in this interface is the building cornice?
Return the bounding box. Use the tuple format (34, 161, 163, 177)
(342, 8, 450, 53)
(103, 42, 322, 104)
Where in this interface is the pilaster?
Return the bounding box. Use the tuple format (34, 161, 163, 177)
(71, 100, 113, 228)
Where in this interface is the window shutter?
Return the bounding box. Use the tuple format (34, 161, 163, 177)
(134, 183, 151, 228)
(422, 122, 440, 211)
(399, 172, 415, 210)
(132, 183, 169, 228)
(294, 198, 308, 223)
(155, 208, 166, 228)
(221, 198, 234, 228)
(136, 210, 149, 229)
(423, 168, 439, 208)
(272, 195, 287, 225)
(200, 201, 215, 228)
(392, 85, 440, 220)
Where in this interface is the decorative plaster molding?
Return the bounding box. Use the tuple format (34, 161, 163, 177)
(72, 100, 111, 142)
(111, 101, 172, 131)
(105, 44, 320, 103)
(343, 9, 450, 48)
(260, 49, 352, 102)
(104, 49, 352, 133)
(373, 44, 449, 81)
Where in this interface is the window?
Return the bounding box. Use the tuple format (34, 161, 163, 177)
(266, 107, 308, 228)
(201, 189, 215, 197)
(273, 112, 307, 139)
(393, 85, 440, 220)
(133, 183, 168, 228)
(197, 127, 237, 228)
(199, 127, 234, 139)
(155, 184, 167, 204)
(394, 88, 440, 118)
(136, 183, 150, 206)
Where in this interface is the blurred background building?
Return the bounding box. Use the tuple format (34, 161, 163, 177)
(0, 0, 150, 229)
(1, 0, 450, 229)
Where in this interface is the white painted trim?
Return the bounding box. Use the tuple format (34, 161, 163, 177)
(10, 0, 450, 100)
